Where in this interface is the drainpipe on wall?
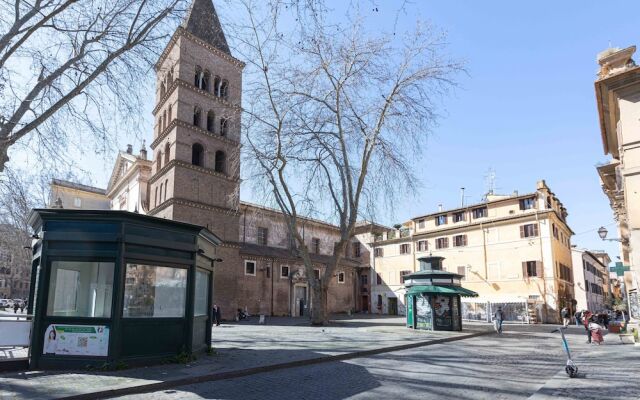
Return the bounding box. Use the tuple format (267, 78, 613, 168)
(535, 210, 549, 323)
(481, 222, 488, 280)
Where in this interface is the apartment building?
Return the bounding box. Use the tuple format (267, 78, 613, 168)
(594, 45, 640, 321)
(571, 248, 610, 312)
(371, 180, 575, 323)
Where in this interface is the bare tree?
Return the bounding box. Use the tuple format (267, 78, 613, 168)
(0, 0, 189, 173)
(230, 0, 463, 324)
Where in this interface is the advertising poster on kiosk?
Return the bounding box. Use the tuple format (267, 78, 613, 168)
(416, 295, 432, 330)
(43, 325, 109, 356)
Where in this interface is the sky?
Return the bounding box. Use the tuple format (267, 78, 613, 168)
(41, 0, 640, 264)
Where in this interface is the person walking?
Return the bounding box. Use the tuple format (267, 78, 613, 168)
(216, 305, 221, 326)
(561, 307, 570, 327)
(13, 302, 19, 314)
(583, 310, 593, 344)
(574, 310, 582, 327)
(212, 304, 220, 327)
(493, 306, 504, 334)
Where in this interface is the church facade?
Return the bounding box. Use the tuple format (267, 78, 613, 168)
(50, 0, 378, 320)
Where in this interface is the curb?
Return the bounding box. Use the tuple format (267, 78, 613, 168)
(59, 330, 490, 400)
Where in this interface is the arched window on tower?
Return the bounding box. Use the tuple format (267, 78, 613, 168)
(194, 66, 202, 87)
(159, 182, 164, 203)
(202, 70, 211, 91)
(164, 179, 168, 201)
(193, 106, 201, 127)
(192, 143, 204, 167)
(168, 68, 173, 86)
(160, 82, 166, 98)
(168, 104, 172, 124)
(213, 76, 222, 97)
(164, 142, 170, 165)
(220, 80, 229, 99)
(207, 111, 215, 132)
(157, 151, 162, 170)
(154, 186, 158, 207)
(214, 150, 226, 173)
(163, 110, 167, 131)
(220, 118, 229, 137)
(157, 118, 161, 136)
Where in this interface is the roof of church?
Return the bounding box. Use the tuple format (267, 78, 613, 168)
(181, 0, 230, 55)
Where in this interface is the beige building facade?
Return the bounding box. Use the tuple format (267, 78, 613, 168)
(49, 179, 110, 210)
(371, 181, 575, 323)
(571, 249, 610, 313)
(595, 45, 640, 321)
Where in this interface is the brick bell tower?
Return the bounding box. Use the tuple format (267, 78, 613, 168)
(148, 0, 243, 246)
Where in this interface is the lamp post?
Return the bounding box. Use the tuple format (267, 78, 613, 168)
(597, 226, 623, 242)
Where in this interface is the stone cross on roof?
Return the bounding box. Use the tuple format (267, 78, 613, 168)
(182, 0, 230, 55)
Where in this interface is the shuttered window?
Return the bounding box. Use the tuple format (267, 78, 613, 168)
(435, 237, 449, 249)
(472, 207, 487, 219)
(417, 240, 428, 252)
(522, 261, 543, 278)
(520, 223, 539, 238)
(399, 244, 411, 254)
(453, 234, 467, 247)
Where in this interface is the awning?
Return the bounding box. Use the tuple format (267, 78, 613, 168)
(406, 285, 478, 297)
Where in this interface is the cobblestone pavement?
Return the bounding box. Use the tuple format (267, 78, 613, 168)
(118, 325, 640, 400)
(0, 315, 486, 399)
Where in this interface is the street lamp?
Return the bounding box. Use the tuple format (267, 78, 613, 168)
(597, 226, 623, 242)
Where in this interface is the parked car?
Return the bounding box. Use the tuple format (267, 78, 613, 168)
(0, 299, 11, 308)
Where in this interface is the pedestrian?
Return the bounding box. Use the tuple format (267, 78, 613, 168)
(561, 307, 570, 327)
(574, 310, 582, 327)
(212, 304, 221, 326)
(493, 306, 504, 334)
(589, 319, 604, 344)
(583, 311, 593, 344)
(13, 302, 19, 314)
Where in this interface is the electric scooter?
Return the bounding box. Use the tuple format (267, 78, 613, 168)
(551, 326, 578, 378)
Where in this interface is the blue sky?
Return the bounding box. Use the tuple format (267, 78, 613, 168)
(65, 0, 639, 263)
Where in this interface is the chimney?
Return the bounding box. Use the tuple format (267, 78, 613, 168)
(126, 144, 133, 154)
(139, 140, 147, 160)
(438, 204, 443, 212)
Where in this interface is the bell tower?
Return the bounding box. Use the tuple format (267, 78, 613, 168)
(148, 0, 243, 243)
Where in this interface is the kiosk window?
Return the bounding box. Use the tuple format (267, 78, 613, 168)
(123, 264, 187, 318)
(47, 261, 114, 318)
(194, 269, 210, 316)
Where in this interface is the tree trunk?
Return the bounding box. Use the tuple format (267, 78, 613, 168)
(0, 143, 9, 173)
(310, 281, 328, 325)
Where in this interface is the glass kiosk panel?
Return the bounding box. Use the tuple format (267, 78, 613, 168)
(122, 264, 187, 318)
(46, 261, 115, 318)
(194, 269, 210, 316)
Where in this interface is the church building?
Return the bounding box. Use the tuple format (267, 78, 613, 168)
(49, 0, 377, 320)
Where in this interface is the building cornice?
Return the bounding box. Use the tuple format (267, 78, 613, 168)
(155, 27, 245, 73)
(151, 118, 239, 150)
(149, 159, 240, 186)
(152, 78, 242, 117)
(373, 210, 565, 246)
(411, 192, 538, 221)
(148, 197, 240, 218)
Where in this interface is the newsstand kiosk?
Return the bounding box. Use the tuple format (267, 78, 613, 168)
(27, 209, 221, 369)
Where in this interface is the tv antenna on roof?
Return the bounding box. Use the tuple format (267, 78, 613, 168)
(484, 168, 497, 196)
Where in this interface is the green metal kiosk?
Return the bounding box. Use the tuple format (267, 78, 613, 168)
(27, 209, 221, 369)
(405, 256, 478, 331)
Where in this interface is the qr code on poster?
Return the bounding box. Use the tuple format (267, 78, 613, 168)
(77, 337, 88, 348)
